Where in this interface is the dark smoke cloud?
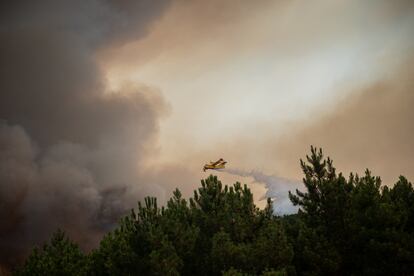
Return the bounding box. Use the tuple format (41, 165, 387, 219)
(0, 0, 171, 268)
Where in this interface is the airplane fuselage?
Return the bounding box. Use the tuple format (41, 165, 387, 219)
(203, 161, 227, 172)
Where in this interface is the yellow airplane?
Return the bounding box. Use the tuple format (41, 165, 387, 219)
(203, 158, 227, 172)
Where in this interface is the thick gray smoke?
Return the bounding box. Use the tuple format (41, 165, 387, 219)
(0, 0, 171, 267)
(225, 169, 302, 215)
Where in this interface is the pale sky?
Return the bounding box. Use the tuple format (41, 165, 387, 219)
(94, 0, 414, 207)
(100, 0, 412, 171)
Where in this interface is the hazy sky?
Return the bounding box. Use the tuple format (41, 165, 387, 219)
(1, 0, 413, 268)
(102, 0, 414, 185)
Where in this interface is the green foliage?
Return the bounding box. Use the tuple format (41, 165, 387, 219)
(17, 147, 414, 276)
(289, 146, 414, 275)
(222, 267, 246, 276)
(16, 229, 87, 276)
(88, 176, 292, 275)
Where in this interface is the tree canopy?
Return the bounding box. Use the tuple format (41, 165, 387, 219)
(17, 147, 414, 275)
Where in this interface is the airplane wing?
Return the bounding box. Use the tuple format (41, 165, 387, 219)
(211, 158, 224, 166)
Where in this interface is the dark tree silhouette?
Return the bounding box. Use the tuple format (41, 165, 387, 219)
(17, 147, 414, 276)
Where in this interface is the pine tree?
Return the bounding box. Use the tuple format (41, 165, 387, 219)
(16, 230, 87, 276)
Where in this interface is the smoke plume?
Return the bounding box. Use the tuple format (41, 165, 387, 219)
(225, 169, 301, 214)
(0, 0, 171, 268)
(272, 56, 414, 185)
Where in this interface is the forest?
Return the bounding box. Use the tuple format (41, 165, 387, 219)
(16, 147, 414, 275)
